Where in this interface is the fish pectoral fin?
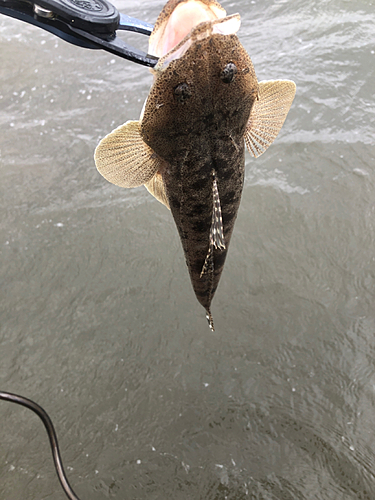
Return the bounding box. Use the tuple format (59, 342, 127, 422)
(244, 80, 296, 158)
(94, 120, 161, 188)
(144, 172, 170, 209)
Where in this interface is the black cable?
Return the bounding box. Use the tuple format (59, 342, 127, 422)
(0, 391, 82, 500)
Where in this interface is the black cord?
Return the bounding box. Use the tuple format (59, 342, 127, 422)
(0, 391, 82, 500)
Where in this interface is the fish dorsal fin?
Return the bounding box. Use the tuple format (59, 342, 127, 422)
(200, 170, 225, 278)
(94, 120, 162, 188)
(211, 172, 225, 250)
(144, 172, 170, 209)
(244, 80, 296, 158)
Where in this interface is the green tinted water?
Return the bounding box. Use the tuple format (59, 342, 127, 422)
(1, 0, 375, 498)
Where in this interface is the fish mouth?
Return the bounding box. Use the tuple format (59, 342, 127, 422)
(149, 0, 228, 57)
(155, 14, 241, 71)
(149, 1, 241, 72)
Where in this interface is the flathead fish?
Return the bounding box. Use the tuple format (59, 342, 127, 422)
(94, 0, 296, 330)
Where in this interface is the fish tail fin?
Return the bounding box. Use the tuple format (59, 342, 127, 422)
(206, 309, 215, 331)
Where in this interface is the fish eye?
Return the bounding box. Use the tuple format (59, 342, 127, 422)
(221, 62, 237, 84)
(174, 83, 192, 103)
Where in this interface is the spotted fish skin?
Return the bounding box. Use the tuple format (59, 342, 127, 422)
(163, 134, 245, 315)
(94, 1, 296, 329)
(141, 34, 258, 318)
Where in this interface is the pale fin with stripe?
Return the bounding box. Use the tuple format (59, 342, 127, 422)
(244, 80, 296, 158)
(211, 173, 225, 250)
(200, 170, 226, 278)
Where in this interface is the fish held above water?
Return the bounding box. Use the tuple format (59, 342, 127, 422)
(94, 0, 296, 331)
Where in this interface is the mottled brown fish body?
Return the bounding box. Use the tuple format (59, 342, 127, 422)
(94, 1, 296, 329)
(162, 136, 245, 312)
(141, 34, 258, 316)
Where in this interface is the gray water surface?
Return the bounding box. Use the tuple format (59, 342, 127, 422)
(1, 0, 375, 498)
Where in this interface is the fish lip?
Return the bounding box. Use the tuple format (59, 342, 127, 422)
(152, 13, 241, 73)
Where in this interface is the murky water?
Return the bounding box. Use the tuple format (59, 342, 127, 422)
(1, 0, 375, 498)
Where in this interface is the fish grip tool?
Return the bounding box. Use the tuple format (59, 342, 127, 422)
(0, 0, 159, 66)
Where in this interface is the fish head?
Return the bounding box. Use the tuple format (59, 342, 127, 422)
(142, 13, 259, 163)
